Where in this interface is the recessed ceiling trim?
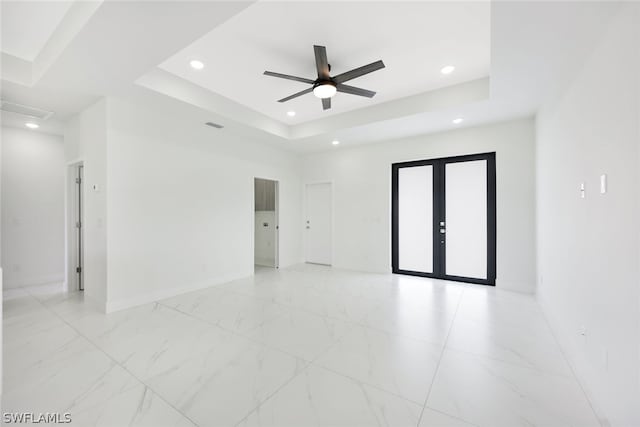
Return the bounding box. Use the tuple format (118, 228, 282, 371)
(136, 67, 291, 139)
(0, 100, 54, 120)
(0, 53, 32, 86)
(32, 0, 105, 84)
(0, 1, 104, 87)
(138, 69, 489, 142)
(288, 77, 490, 140)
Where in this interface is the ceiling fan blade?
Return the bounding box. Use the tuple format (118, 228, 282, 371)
(322, 97, 331, 110)
(314, 45, 330, 80)
(264, 71, 315, 85)
(332, 60, 385, 84)
(336, 84, 376, 98)
(277, 87, 313, 103)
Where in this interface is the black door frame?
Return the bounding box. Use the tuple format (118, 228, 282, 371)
(391, 152, 496, 286)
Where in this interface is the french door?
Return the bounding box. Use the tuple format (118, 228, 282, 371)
(392, 153, 496, 285)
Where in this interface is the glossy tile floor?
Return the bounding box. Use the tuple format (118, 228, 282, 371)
(3, 264, 601, 427)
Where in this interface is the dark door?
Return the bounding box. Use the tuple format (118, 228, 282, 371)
(392, 153, 496, 285)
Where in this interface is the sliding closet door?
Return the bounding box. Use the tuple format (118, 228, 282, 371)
(397, 165, 433, 273)
(392, 153, 496, 286)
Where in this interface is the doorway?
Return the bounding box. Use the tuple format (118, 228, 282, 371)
(305, 182, 332, 265)
(254, 178, 279, 268)
(391, 153, 496, 285)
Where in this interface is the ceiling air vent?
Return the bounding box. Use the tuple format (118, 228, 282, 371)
(205, 121, 224, 129)
(0, 100, 54, 120)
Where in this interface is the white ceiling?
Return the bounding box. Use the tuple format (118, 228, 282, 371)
(1, 0, 73, 60)
(159, 1, 490, 125)
(0, 1, 623, 150)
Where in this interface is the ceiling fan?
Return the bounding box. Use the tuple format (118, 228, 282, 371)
(263, 45, 385, 111)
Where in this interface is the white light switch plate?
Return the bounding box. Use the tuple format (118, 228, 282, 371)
(600, 174, 607, 194)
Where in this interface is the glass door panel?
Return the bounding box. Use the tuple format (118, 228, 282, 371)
(445, 160, 487, 280)
(398, 165, 433, 273)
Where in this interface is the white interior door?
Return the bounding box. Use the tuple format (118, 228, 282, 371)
(305, 183, 332, 265)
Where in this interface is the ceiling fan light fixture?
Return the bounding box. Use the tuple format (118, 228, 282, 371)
(313, 82, 337, 99)
(264, 45, 384, 110)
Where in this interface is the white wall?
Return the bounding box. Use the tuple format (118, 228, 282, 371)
(64, 99, 108, 308)
(303, 118, 536, 293)
(536, 5, 640, 426)
(103, 96, 303, 311)
(1, 127, 65, 288)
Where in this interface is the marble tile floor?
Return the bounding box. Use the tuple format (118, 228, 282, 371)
(2, 264, 600, 427)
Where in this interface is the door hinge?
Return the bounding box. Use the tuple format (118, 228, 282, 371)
(76, 178, 82, 184)
(76, 221, 81, 229)
(76, 267, 82, 273)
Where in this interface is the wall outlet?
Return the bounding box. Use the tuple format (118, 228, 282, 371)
(579, 325, 587, 336)
(580, 182, 585, 199)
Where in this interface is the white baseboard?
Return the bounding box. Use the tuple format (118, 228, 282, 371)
(494, 278, 535, 293)
(331, 263, 392, 274)
(2, 274, 65, 289)
(104, 270, 253, 313)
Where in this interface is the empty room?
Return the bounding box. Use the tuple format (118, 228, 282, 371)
(1, 1, 639, 426)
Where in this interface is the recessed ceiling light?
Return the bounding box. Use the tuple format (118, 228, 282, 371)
(25, 122, 39, 129)
(452, 117, 464, 124)
(440, 65, 456, 75)
(190, 60, 204, 70)
(287, 111, 296, 117)
(332, 140, 340, 145)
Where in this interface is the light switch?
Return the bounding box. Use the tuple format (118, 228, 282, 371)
(600, 174, 607, 194)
